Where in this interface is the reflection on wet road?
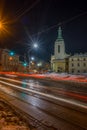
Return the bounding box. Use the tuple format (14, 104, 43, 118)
(0, 76, 87, 129)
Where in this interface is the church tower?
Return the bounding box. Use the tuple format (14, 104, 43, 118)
(51, 26, 70, 72)
(54, 26, 65, 59)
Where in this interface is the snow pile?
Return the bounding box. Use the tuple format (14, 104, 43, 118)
(42, 73, 87, 83)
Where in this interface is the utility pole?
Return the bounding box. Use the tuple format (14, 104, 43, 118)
(24, 53, 27, 73)
(24, 53, 26, 63)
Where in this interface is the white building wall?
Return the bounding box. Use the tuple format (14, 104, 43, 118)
(54, 40, 65, 59)
(69, 55, 87, 74)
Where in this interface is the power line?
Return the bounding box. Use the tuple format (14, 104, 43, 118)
(32, 11, 87, 36)
(5, 0, 41, 24)
(15, 0, 40, 20)
(14, 1, 87, 36)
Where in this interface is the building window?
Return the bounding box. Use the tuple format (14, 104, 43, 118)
(78, 70, 80, 73)
(72, 69, 74, 73)
(83, 70, 86, 73)
(77, 58, 79, 61)
(58, 45, 60, 53)
(66, 62, 68, 65)
(71, 59, 73, 61)
(83, 58, 86, 61)
(83, 63, 86, 67)
(77, 63, 80, 66)
(72, 63, 74, 67)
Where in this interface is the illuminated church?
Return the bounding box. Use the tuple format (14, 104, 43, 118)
(51, 26, 70, 73)
(51, 27, 87, 74)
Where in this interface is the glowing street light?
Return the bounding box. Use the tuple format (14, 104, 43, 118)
(0, 19, 11, 36)
(33, 43, 38, 48)
(0, 22, 2, 29)
(29, 43, 38, 61)
(9, 57, 13, 61)
(31, 57, 34, 60)
(37, 62, 42, 67)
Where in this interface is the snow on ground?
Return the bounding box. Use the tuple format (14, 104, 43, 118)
(42, 73, 87, 83)
(0, 71, 87, 83)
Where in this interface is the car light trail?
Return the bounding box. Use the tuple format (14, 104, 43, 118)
(0, 76, 27, 84)
(0, 72, 87, 83)
(0, 79, 87, 110)
(0, 76, 87, 101)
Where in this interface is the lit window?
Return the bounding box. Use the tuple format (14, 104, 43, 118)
(9, 57, 13, 61)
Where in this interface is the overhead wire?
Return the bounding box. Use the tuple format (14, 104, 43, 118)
(32, 11, 87, 36)
(7, 1, 87, 49)
(4, 0, 41, 24)
(15, 0, 41, 20)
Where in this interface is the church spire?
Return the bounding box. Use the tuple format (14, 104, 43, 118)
(57, 26, 63, 41)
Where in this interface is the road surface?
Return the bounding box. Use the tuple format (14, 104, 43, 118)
(0, 75, 87, 130)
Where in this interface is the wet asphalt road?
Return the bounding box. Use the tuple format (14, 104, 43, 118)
(0, 76, 87, 130)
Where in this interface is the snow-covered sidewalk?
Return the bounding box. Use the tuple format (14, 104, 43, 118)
(41, 73, 87, 83)
(0, 100, 36, 130)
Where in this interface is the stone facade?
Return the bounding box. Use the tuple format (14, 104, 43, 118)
(51, 27, 87, 74)
(0, 49, 19, 71)
(69, 53, 87, 74)
(51, 26, 69, 73)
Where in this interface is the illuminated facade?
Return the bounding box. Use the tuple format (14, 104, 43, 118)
(69, 53, 87, 74)
(0, 49, 19, 71)
(51, 27, 70, 72)
(51, 27, 87, 74)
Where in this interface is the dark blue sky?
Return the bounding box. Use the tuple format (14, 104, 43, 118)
(0, 0, 87, 62)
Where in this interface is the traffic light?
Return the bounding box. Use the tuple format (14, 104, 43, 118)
(23, 62, 27, 67)
(9, 51, 14, 56)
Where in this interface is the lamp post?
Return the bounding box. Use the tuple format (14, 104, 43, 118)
(28, 43, 38, 71)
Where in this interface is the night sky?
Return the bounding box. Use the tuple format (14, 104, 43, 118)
(0, 0, 87, 62)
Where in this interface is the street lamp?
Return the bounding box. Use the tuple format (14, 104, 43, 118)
(0, 22, 2, 29)
(33, 43, 38, 48)
(28, 43, 38, 71)
(31, 57, 34, 60)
